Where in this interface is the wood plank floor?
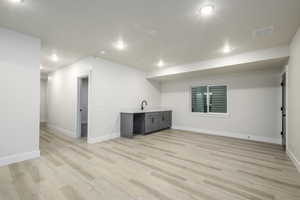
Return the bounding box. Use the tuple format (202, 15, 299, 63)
(1, 129, 300, 200)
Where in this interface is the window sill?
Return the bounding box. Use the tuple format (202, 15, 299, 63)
(191, 112, 230, 118)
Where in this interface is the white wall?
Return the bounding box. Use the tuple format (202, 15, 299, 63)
(0, 28, 40, 166)
(47, 57, 161, 142)
(40, 79, 48, 123)
(287, 26, 300, 171)
(161, 69, 282, 144)
(47, 59, 92, 137)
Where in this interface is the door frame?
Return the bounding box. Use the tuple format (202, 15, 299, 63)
(76, 71, 92, 140)
(281, 67, 288, 150)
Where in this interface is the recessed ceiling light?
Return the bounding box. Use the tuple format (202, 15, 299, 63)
(51, 54, 59, 62)
(10, 0, 24, 4)
(223, 45, 233, 54)
(113, 39, 127, 50)
(100, 50, 106, 55)
(157, 60, 165, 68)
(198, 5, 215, 17)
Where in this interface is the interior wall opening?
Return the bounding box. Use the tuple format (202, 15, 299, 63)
(78, 76, 89, 140)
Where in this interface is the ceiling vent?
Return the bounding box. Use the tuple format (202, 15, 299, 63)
(253, 26, 274, 38)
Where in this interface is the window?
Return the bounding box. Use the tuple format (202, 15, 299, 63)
(191, 85, 227, 113)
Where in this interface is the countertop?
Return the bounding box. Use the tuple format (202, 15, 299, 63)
(121, 108, 172, 114)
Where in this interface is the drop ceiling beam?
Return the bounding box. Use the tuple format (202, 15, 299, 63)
(147, 46, 289, 79)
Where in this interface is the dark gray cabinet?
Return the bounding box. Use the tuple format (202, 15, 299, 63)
(121, 111, 172, 138)
(145, 112, 160, 133)
(161, 111, 171, 129)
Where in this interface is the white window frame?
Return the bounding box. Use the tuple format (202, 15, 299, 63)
(190, 84, 230, 117)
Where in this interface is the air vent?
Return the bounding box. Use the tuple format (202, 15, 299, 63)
(253, 26, 274, 38)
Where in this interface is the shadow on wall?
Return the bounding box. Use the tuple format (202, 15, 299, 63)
(148, 79, 162, 91)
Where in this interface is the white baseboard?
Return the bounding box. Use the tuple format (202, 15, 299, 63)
(46, 123, 77, 138)
(172, 126, 282, 144)
(0, 150, 40, 167)
(88, 133, 119, 144)
(287, 149, 300, 173)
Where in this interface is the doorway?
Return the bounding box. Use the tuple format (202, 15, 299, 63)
(281, 72, 287, 150)
(77, 76, 89, 139)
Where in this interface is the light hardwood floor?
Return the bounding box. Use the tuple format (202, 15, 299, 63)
(1, 129, 300, 200)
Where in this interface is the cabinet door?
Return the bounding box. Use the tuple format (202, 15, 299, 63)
(160, 112, 167, 129)
(154, 113, 163, 130)
(145, 112, 161, 133)
(145, 116, 154, 133)
(160, 111, 170, 129)
(120, 113, 134, 138)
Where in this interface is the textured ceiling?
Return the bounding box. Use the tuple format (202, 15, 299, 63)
(0, 0, 299, 72)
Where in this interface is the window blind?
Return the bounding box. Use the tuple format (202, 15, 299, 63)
(209, 86, 227, 113)
(192, 85, 227, 113)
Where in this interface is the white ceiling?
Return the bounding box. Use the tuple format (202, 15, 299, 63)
(0, 0, 300, 72)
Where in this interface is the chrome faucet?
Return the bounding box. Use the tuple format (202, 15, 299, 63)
(141, 100, 148, 110)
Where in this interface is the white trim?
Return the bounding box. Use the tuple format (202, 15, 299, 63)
(190, 112, 231, 118)
(172, 126, 281, 144)
(46, 123, 77, 138)
(278, 67, 288, 149)
(287, 149, 300, 173)
(87, 71, 92, 143)
(282, 66, 288, 150)
(88, 133, 119, 144)
(0, 150, 40, 167)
